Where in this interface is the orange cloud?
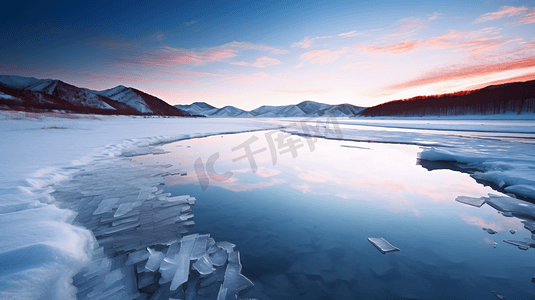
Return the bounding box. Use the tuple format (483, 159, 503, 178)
(386, 57, 535, 91)
(474, 6, 530, 23)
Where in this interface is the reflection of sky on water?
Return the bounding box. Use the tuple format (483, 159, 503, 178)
(134, 131, 535, 299)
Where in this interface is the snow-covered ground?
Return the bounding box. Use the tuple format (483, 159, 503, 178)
(0, 111, 276, 300)
(1, 110, 534, 299)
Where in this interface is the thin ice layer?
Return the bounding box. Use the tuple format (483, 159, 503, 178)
(455, 196, 486, 207)
(368, 237, 400, 254)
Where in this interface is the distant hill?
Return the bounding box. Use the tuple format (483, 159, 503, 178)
(175, 100, 366, 118)
(359, 80, 535, 117)
(0, 75, 192, 117)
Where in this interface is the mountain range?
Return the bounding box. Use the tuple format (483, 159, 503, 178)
(2, 74, 533, 118)
(175, 101, 366, 118)
(0, 75, 192, 117)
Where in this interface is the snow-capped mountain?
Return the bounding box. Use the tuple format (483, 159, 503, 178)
(175, 100, 366, 118)
(0, 75, 191, 116)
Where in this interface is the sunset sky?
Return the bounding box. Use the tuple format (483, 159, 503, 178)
(1, 0, 534, 109)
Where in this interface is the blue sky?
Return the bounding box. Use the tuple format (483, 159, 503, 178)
(1, 0, 534, 109)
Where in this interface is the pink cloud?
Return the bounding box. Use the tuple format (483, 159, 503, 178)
(339, 61, 389, 70)
(229, 61, 251, 66)
(338, 30, 363, 38)
(117, 41, 287, 67)
(300, 48, 350, 64)
(300, 50, 329, 60)
(291, 36, 332, 48)
(252, 56, 282, 68)
(474, 6, 530, 23)
(393, 17, 428, 35)
(357, 29, 511, 55)
(517, 10, 535, 24)
(223, 41, 288, 54)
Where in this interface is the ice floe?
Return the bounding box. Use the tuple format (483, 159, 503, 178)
(367, 237, 400, 254)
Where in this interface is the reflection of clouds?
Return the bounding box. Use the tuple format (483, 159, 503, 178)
(459, 213, 520, 232)
(230, 167, 281, 177)
(291, 182, 311, 194)
(347, 177, 482, 202)
(213, 178, 287, 192)
(298, 170, 341, 184)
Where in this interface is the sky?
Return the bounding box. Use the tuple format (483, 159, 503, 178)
(1, 0, 534, 110)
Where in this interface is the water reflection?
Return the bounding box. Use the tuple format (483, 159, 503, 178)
(133, 131, 535, 299)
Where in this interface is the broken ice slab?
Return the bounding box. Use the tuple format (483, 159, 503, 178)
(522, 220, 535, 233)
(93, 197, 120, 215)
(221, 251, 253, 295)
(114, 203, 134, 217)
(503, 239, 530, 250)
(191, 234, 210, 260)
(210, 249, 228, 267)
(125, 249, 150, 265)
(216, 241, 235, 253)
(368, 237, 400, 254)
(170, 235, 198, 290)
(145, 248, 165, 272)
(455, 196, 486, 208)
(492, 291, 505, 299)
(193, 253, 215, 275)
(482, 227, 498, 234)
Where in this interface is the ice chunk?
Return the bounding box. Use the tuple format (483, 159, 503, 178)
(221, 251, 253, 294)
(503, 239, 530, 250)
(216, 286, 228, 300)
(165, 242, 181, 260)
(167, 195, 191, 202)
(216, 241, 235, 253)
(191, 234, 209, 260)
(522, 220, 535, 233)
(492, 291, 505, 299)
(126, 249, 150, 265)
(483, 228, 498, 234)
(193, 253, 215, 275)
(368, 237, 400, 254)
(494, 242, 497, 248)
(114, 203, 134, 217)
(145, 248, 164, 272)
(210, 249, 228, 267)
(93, 197, 119, 215)
(455, 196, 486, 207)
(170, 235, 198, 290)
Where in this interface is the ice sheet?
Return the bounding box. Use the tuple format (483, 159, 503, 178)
(368, 237, 400, 254)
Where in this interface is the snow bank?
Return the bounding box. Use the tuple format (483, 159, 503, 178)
(0, 111, 276, 299)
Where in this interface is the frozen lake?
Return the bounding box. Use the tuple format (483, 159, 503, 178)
(132, 128, 535, 299)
